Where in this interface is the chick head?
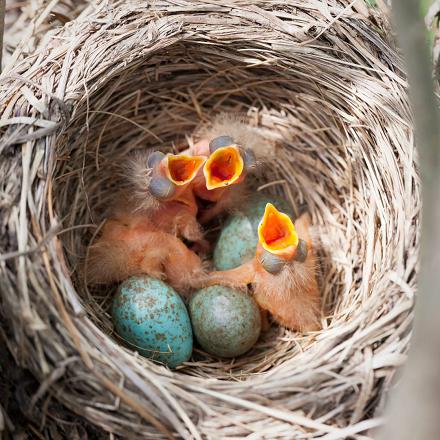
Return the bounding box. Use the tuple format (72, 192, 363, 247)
(257, 203, 308, 274)
(147, 151, 205, 201)
(203, 136, 256, 190)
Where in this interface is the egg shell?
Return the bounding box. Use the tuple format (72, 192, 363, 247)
(213, 195, 294, 270)
(189, 285, 261, 358)
(112, 275, 193, 368)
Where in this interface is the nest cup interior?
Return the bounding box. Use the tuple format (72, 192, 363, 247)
(0, 6, 409, 435)
(56, 43, 339, 375)
(56, 38, 408, 377)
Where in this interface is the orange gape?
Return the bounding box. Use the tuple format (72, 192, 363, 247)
(197, 205, 322, 332)
(203, 146, 244, 190)
(258, 203, 298, 258)
(163, 154, 206, 188)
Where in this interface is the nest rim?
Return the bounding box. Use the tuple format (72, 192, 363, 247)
(0, 1, 419, 439)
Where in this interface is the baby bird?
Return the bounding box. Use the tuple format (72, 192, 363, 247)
(199, 204, 321, 332)
(86, 151, 208, 293)
(121, 149, 209, 244)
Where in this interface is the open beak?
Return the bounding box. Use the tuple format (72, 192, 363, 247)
(203, 145, 244, 190)
(164, 154, 206, 186)
(258, 203, 298, 260)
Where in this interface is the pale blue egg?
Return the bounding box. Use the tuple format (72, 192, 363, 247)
(189, 285, 261, 358)
(213, 195, 294, 270)
(112, 275, 193, 368)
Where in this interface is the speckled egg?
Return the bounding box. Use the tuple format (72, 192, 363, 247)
(189, 286, 261, 358)
(112, 275, 193, 368)
(213, 195, 294, 270)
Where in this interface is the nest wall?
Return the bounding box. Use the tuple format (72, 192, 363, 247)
(2, 0, 90, 71)
(0, 1, 419, 438)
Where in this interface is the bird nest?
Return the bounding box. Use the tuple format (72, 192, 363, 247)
(0, 1, 419, 438)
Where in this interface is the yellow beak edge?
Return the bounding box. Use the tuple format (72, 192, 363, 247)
(258, 203, 298, 259)
(164, 154, 206, 186)
(203, 146, 244, 190)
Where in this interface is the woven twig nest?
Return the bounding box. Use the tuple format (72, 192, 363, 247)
(0, 1, 419, 438)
